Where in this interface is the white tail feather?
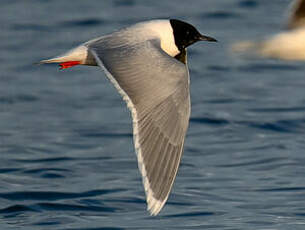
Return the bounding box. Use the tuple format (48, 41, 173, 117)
(39, 45, 89, 65)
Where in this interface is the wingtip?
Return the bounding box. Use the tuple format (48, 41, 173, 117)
(148, 203, 162, 216)
(146, 192, 167, 216)
(33, 58, 52, 65)
(34, 59, 60, 69)
(38, 58, 57, 64)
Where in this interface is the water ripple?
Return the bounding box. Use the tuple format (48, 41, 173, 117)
(23, 167, 70, 174)
(0, 204, 38, 214)
(294, 213, 305, 217)
(0, 202, 118, 214)
(0, 94, 39, 104)
(113, 0, 135, 7)
(15, 156, 74, 163)
(255, 187, 305, 192)
(238, 63, 302, 73)
(60, 18, 105, 28)
(200, 11, 241, 19)
(250, 107, 305, 113)
(190, 117, 230, 126)
(12, 23, 50, 31)
(237, 0, 258, 8)
(41, 173, 65, 178)
(15, 156, 111, 163)
(0, 168, 20, 174)
(237, 118, 305, 133)
(255, 120, 304, 133)
(78, 131, 132, 138)
(36, 202, 117, 213)
(164, 211, 215, 218)
(60, 227, 124, 230)
(0, 189, 125, 201)
(217, 157, 287, 168)
(207, 65, 231, 72)
(104, 197, 145, 205)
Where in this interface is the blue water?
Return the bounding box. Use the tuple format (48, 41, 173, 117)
(1, 0, 305, 229)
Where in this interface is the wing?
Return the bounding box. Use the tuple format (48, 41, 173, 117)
(287, 0, 305, 29)
(88, 35, 190, 215)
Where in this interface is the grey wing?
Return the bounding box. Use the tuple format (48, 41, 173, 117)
(288, 0, 305, 29)
(88, 36, 190, 215)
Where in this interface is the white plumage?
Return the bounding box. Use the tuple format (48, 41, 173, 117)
(232, 0, 305, 61)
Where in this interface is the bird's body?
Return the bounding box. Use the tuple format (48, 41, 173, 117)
(40, 19, 216, 215)
(255, 28, 305, 60)
(232, 0, 305, 61)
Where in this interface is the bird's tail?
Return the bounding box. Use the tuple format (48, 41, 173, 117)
(39, 45, 90, 69)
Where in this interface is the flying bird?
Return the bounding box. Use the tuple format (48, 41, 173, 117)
(232, 0, 305, 60)
(40, 19, 217, 215)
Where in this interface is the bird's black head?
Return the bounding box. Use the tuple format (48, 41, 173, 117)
(170, 19, 217, 51)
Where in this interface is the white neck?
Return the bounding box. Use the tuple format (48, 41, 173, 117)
(138, 20, 180, 57)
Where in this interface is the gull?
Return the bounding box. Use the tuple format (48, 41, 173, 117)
(232, 0, 305, 60)
(40, 19, 217, 215)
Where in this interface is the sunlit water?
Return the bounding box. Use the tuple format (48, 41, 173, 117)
(1, 0, 305, 229)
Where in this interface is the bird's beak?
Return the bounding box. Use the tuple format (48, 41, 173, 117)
(198, 34, 217, 42)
